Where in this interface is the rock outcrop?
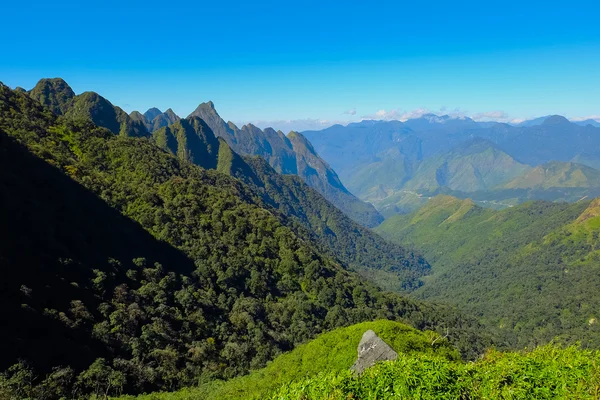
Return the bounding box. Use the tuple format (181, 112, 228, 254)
(350, 330, 398, 374)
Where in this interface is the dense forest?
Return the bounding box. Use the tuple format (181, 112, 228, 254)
(0, 82, 487, 399)
(377, 195, 600, 348)
(151, 116, 428, 292)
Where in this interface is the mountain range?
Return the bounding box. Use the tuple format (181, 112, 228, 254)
(303, 114, 600, 215)
(0, 79, 489, 398)
(25, 78, 382, 228)
(187, 101, 383, 227)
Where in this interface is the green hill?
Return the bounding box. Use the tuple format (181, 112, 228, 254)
(0, 82, 485, 398)
(376, 195, 600, 348)
(27, 77, 75, 115)
(370, 138, 532, 216)
(268, 345, 600, 399)
(117, 320, 458, 400)
(502, 161, 600, 189)
(404, 138, 530, 193)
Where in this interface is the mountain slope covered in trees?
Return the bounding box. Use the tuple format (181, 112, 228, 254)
(0, 82, 486, 398)
(151, 113, 424, 291)
(189, 101, 383, 227)
(376, 195, 600, 348)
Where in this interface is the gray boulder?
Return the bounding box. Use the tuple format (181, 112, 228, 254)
(350, 330, 398, 374)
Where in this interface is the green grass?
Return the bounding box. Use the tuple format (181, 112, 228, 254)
(115, 320, 458, 400)
(269, 345, 600, 399)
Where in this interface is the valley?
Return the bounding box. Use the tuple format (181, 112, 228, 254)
(1, 78, 599, 399)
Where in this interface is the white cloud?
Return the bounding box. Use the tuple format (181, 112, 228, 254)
(240, 118, 345, 132)
(342, 108, 357, 115)
(471, 111, 509, 122)
(570, 115, 600, 122)
(362, 107, 459, 122)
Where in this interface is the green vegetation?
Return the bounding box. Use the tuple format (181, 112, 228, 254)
(269, 345, 600, 399)
(501, 161, 600, 189)
(154, 110, 430, 293)
(27, 77, 75, 115)
(189, 101, 384, 227)
(116, 320, 458, 400)
(377, 195, 600, 348)
(403, 138, 531, 193)
(0, 81, 486, 398)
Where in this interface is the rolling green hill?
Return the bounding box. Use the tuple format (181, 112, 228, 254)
(376, 195, 600, 348)
(403, 138, 531, 193)
(116, 320, 458, 400)
(374, 139, 531, 215)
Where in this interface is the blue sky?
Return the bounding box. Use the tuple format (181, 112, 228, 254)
(2, 0, 599, 131)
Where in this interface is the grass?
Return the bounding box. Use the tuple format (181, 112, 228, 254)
(270, 345, 600, 399)
(115, 320, 457, 400)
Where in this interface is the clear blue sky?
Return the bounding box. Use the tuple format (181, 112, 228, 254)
(2, 0, 599, 130)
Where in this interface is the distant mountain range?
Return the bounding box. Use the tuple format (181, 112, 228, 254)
(304, 114, 600, 216)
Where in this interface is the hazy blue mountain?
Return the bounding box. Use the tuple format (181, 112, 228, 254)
(401, 114, 482, 157)
(492, 116, 600, 166)
(143, 107, 162, 122)
(131, 108, 181, 132)
(303, 114, 600, 216)
(573, 119, 600, 128)
(514, 116, 552, 127)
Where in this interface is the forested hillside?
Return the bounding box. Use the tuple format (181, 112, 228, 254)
(377, 195, 600, 348)
(189, 101, 383, 227)
(0, 82, 486, 398)
(152, 116, 428, 292)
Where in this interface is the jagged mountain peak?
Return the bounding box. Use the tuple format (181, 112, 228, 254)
(191, 101, 219, 116)
(143, 107, 162, 121)
(164, 108, 178, 117)
(241, 123, 262, 133)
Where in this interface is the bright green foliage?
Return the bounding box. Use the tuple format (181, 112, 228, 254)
(115, 320, 458, 400)
(269, 345, 600, 399)
(376, 195, 600, 349)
